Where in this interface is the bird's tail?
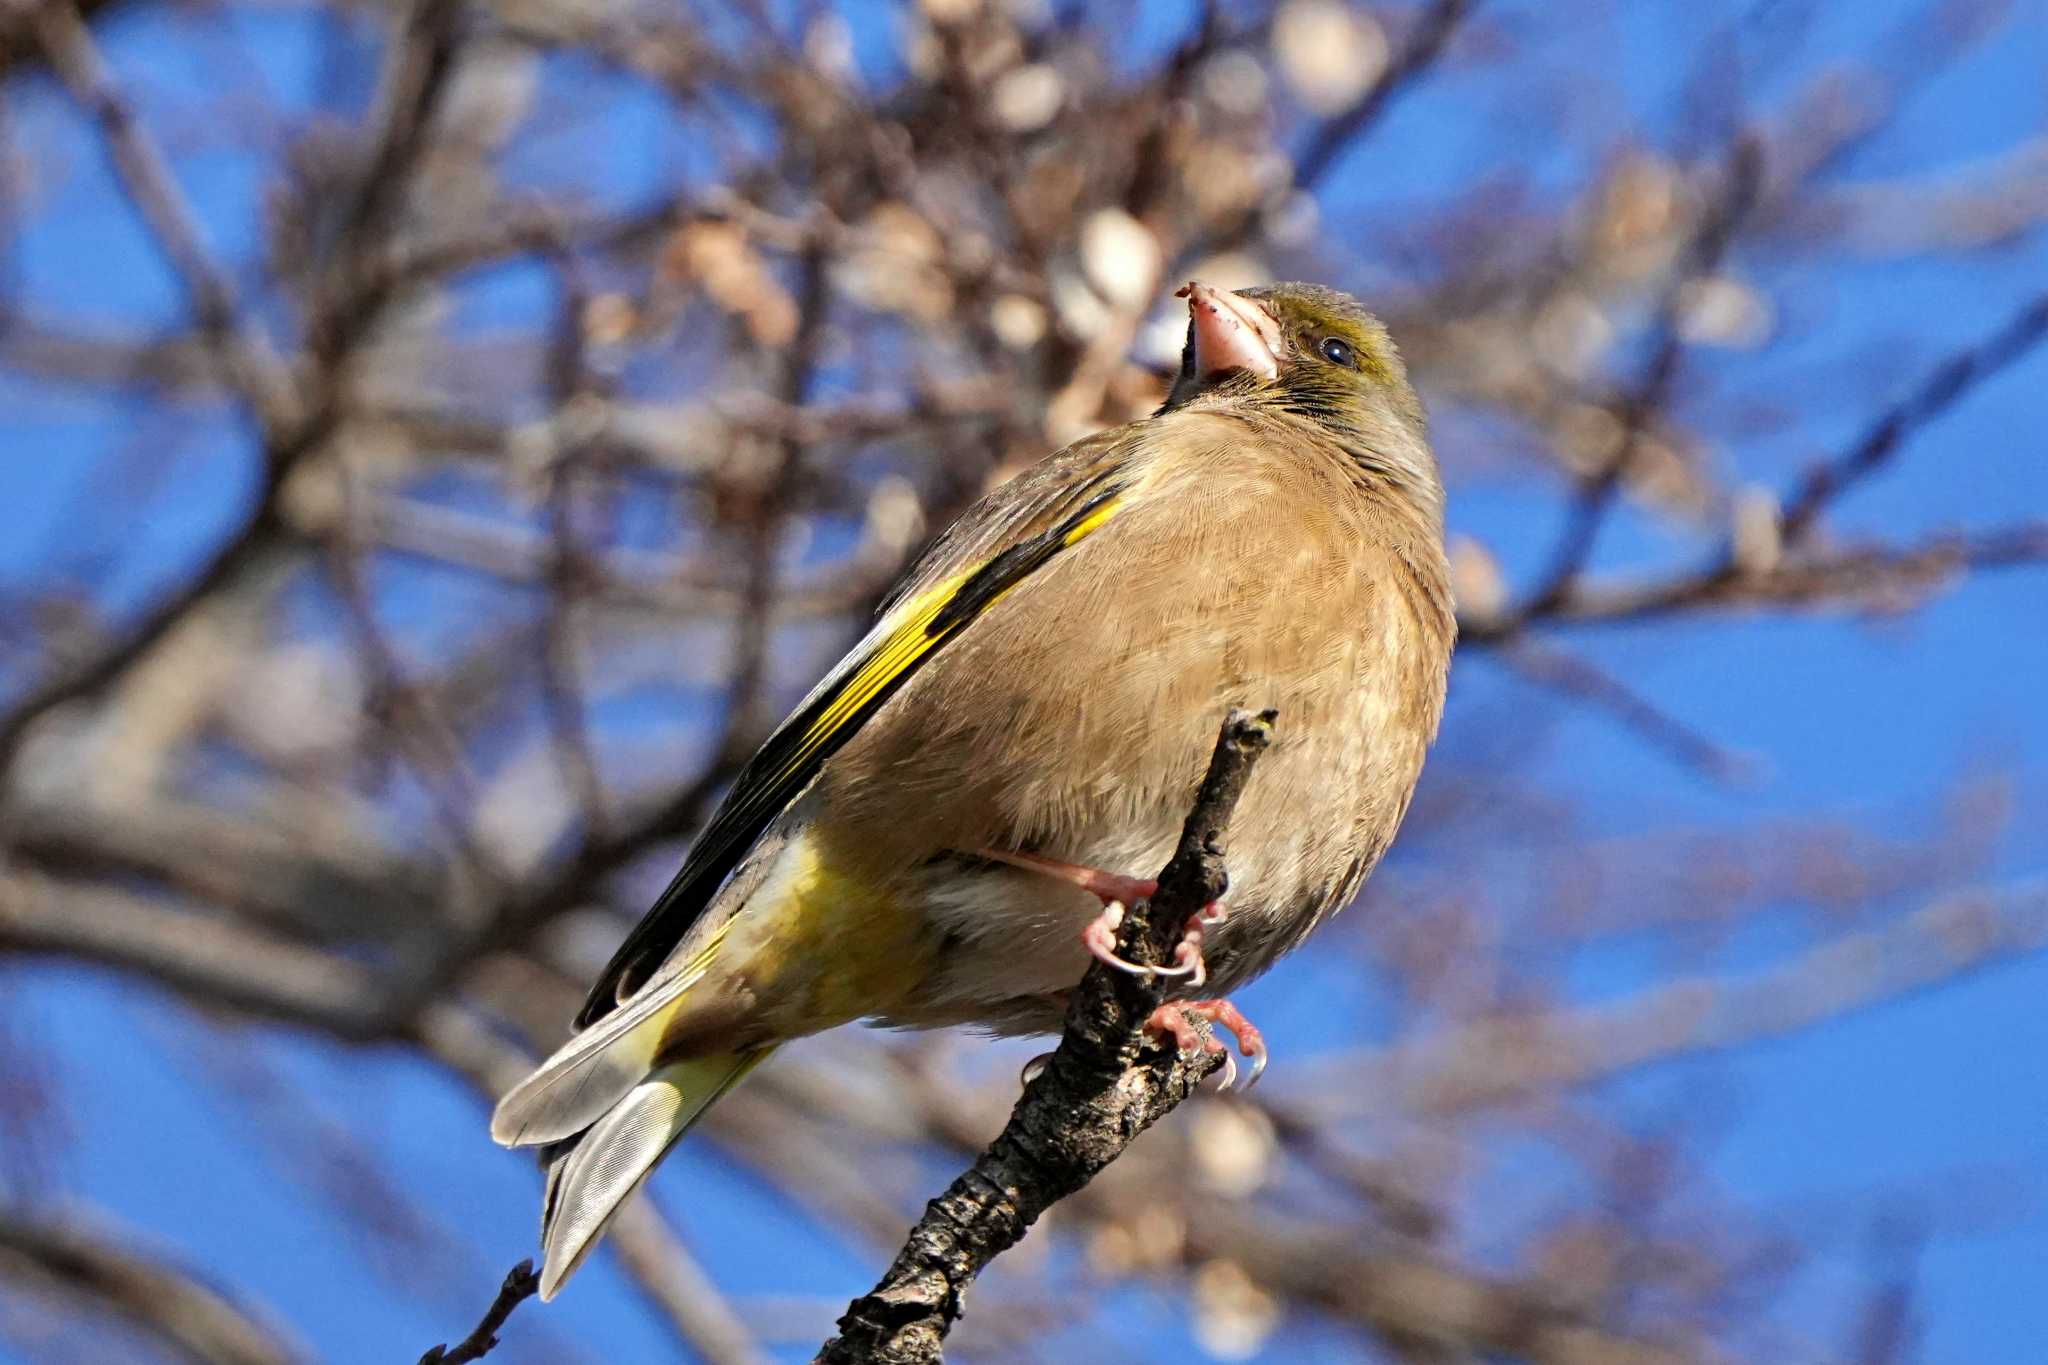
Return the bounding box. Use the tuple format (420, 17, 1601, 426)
(528, 1049, 769, 1298)
(490, 955, 769, 1298)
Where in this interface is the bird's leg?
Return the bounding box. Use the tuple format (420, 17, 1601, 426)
(975, 846, 1157, 905)
(978, 847, 1225, 981)
(1145, 998, 1268, 1091)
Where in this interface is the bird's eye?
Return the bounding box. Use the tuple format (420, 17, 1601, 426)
(1318, 336, 1355, 367)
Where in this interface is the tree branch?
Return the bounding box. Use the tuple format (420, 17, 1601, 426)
(416, 1260, 540, 1365)
(815, 707, 1276, 1365)
(27, 0, 297, 425)
(0, 1210, 301, 1365)
(1777, 291, 2048, 543)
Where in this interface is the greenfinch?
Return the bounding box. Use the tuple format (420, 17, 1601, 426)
(493, 281, 1455, 1297)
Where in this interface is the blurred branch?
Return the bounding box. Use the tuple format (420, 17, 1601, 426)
(330, 0, 464, 269)
(321, 530, 505, 886)
(0, 869, 387, 1034)
(1777, 292, 2048, 543)
(1298, 876, 2048, 1115)
(1516, 138, 1764, 620)
(1463, 279, 2048, 646)
(0, 0, 466, 788)
(0, 520, 289, 780)
(1292, 0, 1477, 193)
(0, 1210, 302, 1365)
(1495, 638, 1756, 783)
(1536, 521, 2048, 629)
(816, 709, 1269, 1364)
(26, 0, 297, 423)
(534, 249, 612, 838)
(1182, 1203, 1706, 1365)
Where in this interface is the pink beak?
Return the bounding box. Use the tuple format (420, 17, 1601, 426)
(1178, 281, 1281, 381)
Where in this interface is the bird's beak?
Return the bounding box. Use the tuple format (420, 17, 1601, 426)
(1177, 281, 1281, 382)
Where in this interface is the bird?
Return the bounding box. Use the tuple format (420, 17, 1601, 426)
(491, 280, 1456, 1298)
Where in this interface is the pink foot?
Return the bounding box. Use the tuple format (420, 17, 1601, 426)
(977, 846, 1156, 905)
(1080, 899, 1227, 983)
(979, 847, 1227, 988)
(1144, 998, 1268, 1091)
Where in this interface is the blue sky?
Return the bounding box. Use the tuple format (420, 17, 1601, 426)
(3, 0, 2046, 1361)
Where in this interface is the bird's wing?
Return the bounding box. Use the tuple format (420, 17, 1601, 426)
(575, 431, 1139, 1027)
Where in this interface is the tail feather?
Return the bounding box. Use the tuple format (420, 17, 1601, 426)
(536, 1050, 769, 1299)
(491, 961, 715, 1148)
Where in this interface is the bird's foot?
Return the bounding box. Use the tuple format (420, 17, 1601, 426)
(1080, 899, 1226, 984)
(976, 847, 1225, 986)
(1145, 998, 1268, 1091)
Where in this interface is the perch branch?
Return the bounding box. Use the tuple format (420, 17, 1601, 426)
(417, 1260, 540, 1365)
(815, 707, 1277, 1365)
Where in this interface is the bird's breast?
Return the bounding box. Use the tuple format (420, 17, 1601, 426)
(815, 433, 1451, 1015)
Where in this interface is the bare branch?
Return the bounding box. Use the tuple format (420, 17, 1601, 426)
(816, 708, 1272, 1365)
(0, 868, 386, 1034)
(1297, 877, 2048, 1116)
(1292, 0, 1478, 193)
(0, 1209, 302, 1365)
(1778, 292, 2048, 543)
(417, 1260, 539, 1365)
(1517, 138, 1764, 619)
(27, 0, 297, 424)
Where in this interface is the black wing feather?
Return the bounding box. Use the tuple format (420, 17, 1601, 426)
(574, 469, 1127, 1028)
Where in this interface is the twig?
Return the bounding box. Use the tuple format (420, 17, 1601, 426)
(0, 0, 466, 788)
(1184, 0, 1478, 263)
(1496, 638, 1759, 784)
(1777, 291, 2048, 543)
(1490, 521, 2048, 634)
(418, 1259, 541, 1365)
(1516, 136, 1764, 619)
(815, 707, 1276, 1365)
(1292, 0, 1476, 193)
(28, 0, 297, 424)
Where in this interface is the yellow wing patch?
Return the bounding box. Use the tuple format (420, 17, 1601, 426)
(791, 488, 1126, 785)
(575, 487, 1126, 1027)
(795, 567, 977, 769)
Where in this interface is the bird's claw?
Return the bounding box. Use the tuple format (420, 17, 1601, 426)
(1142, 998, 1268, 1092)
(1082, 900, 1157, 976)
(1019, 1050, 1054, 1087)
(1082, 901, 1222, 987)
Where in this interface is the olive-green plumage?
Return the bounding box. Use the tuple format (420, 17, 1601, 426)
(492, 281, 1456, 1297)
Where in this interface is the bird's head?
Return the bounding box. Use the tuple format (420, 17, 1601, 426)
(1161, 281, 1437, 506)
